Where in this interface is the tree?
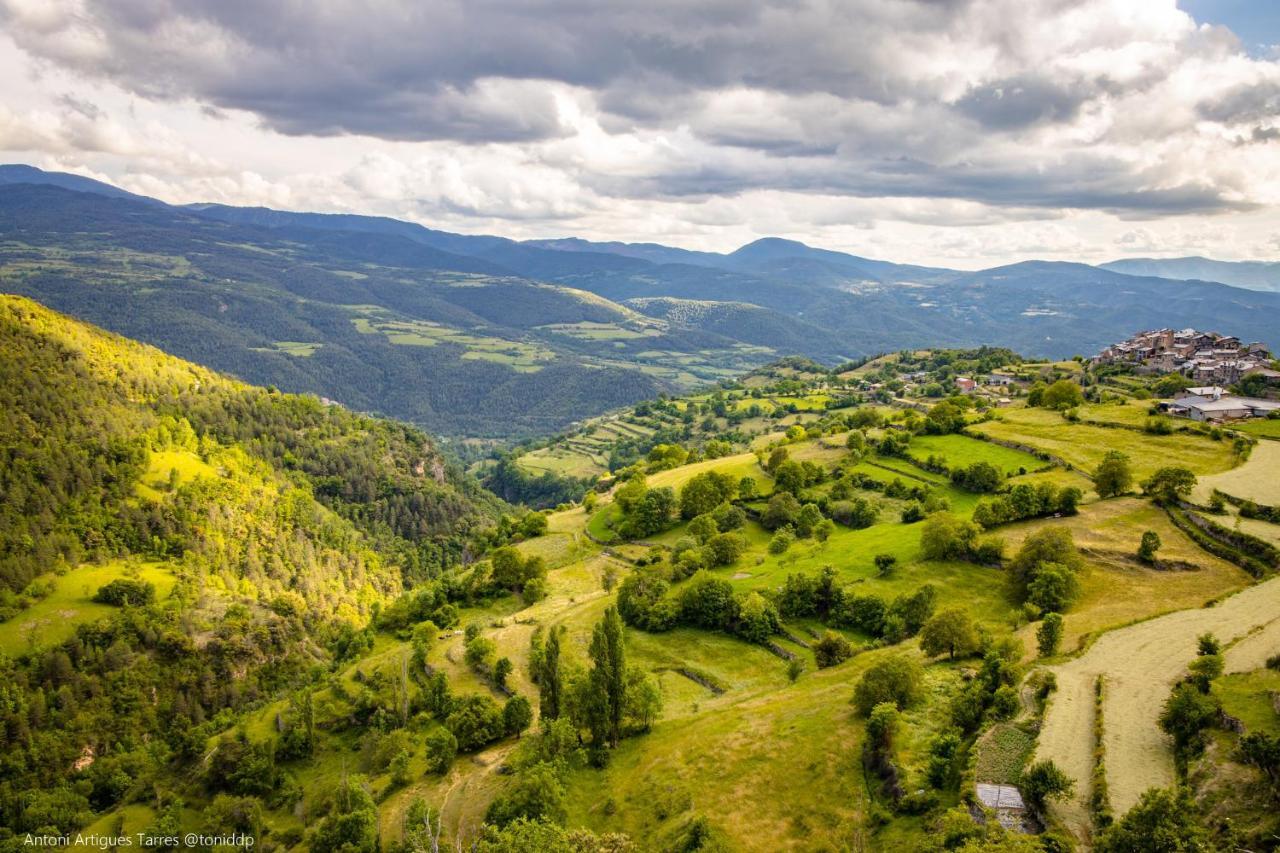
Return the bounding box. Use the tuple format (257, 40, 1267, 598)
(622, 670, 663, 732)
(926, 400, 966, 434)
(588, 606, 627, 748)
(446, 695, 506, 751)
(1039, 380, 1084, 410)
(679, 471, 736, 520)
(503, 695, 533, 738)
(761, 492, 802, 531)
(312, 776, 378, 853)
(1020, 759, 1074, 808)
(484, 762, 567, 828)
(93, 578, 156, 606)
(795, 503, 824, 538)
(1137, 530, 1161, 564)
(1037, 613, 1063, 657)
(866, 702, 899, 750)
(687, 514, 718, 544)
(775, 460, 811, 498)
(1142, 467, 1197, 505)
(813, 631, 854, 668)
(624, 487, 677, 537)
(1159, 682, 1220, 756)
(853, 655, 924, 715)
(1026, 562, 1080, 614)
(705, 532, 746, 566)
(874, 553, 898, 577)
(423, 728, 457, 775)
(538, 627, 564, 721)
(494, 657, 514, 690)
(919, 608, 979, 660)
(1095, 787, 1208, 853)
(1008, 527, 1082, 596)
(950, 461, 1002, 493)
(920, 512, 979, 560)
(735, 591, 779, 645)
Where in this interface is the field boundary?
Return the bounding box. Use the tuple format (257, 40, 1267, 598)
(1090, 675, 1113, 831)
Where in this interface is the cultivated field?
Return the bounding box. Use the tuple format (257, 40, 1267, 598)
(1036, 574, 1280, 843)
(1192, 440, 1280, 505)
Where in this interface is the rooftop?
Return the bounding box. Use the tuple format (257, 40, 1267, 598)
(976, 784, 1025, 811)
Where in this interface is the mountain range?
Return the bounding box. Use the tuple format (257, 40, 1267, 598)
(2, 164, 1278, 441)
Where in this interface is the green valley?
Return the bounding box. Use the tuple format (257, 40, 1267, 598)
(4, 302, 1279, 851)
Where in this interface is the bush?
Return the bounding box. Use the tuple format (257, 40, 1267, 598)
(813, 631, 854, 668)
(423, 728, 458, 775)
(446, 695, 506, 752)
(768, 528, 795, 555)
(93, 578, 156, 607)
(1021, 759, 1074, 807)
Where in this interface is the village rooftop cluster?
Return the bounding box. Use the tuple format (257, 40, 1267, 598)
(1091, 328, 1277, 385)
(1094, 328, 1280, 423)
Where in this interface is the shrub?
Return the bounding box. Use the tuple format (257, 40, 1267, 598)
(93, 578, 156, 607)
(813, 631, 853, 668)
(768, 528, 795, 555)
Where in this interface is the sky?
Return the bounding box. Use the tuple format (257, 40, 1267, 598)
(1, 0, 1278, 270)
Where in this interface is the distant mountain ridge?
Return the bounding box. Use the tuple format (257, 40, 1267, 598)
(1100, 256, 1280, 293)
(2, 164, 1278, 444)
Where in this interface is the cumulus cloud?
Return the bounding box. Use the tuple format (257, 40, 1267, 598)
(0, 0, 1278, 264)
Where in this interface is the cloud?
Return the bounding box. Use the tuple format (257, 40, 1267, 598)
(0, 0, 1279, 265)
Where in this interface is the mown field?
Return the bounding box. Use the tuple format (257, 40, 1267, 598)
(1192, 440, 1280, 505)
(1036, 574, 1280, 842)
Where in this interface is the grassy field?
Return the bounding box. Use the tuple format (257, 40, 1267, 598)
(0, 560, 178, 653)
(1234, 419, 1280, 439)
(907, 433, 1043, 475)
(1192, 440, 1280, 505)
(1002, 499, 1252, 653)
(971, 406, 1240, 481)
(135, 447, 217, 501)
(1213, 669, 1280, 736)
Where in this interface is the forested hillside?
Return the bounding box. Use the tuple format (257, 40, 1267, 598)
(0, 295, 522, 840)
(5, 167, 1279, 452)
(0, 182, 782, 439)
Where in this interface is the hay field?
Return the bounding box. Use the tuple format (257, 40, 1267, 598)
(1036, 574, 1280, 845)
(1192, 440, 1280, 505)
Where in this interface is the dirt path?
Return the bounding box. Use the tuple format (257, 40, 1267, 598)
(1035, 575, 1280, 847)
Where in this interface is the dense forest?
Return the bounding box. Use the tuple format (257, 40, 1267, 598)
(0, 295, 525, 842)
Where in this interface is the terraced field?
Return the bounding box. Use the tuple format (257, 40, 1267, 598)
(1036, 575, 1280, 842)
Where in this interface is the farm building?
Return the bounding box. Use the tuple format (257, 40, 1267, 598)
(1161, 393, 1280, 422)
(955, 377, 977, 393)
